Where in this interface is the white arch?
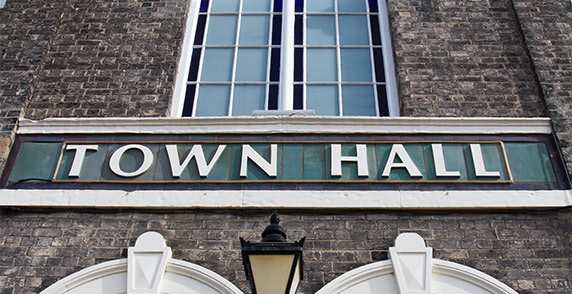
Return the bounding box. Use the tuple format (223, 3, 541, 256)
(316, 233, 518, 294)
(41, 232, 243, 294)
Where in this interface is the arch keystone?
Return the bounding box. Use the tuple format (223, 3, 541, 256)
(389, 233, 432, 294)
(128, 231, 172, 294)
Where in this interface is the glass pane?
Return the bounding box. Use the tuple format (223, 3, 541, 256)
(182, 84, 196, 117)
(211, 0, 240, 12)
(194, 15, 207, 45)
(306, 15, 336, 45)
(200, 0, 209, 12)
(340, 48, 372, 82)
(268, 84, 279, 110)
(307, 85, 339, 115)
(235, 48, 268, 81)
(342, 85, 377, 116)
(272, 14, 282, 45)
(369, 15, 382, 45)
(307, 49, 338, 81)
(295, 0, 304, 12)
(368, 0, 379, 12)
(274, 0, 283, 12)
(339, 15, 370, 45)
(201, 48, 234, 81)
(295, 15, 303, 45)
(195, 85, 231, 116)
(239, 15, 270, 45)
(294, 48, 303, 82)
(205, 15, 238, 45)
(232, 85, 266, 115)
(307, 0, 334, 12)
(243, 0, 270, 11)
(338, 0, 367, 12)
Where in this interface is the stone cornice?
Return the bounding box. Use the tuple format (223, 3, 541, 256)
(17, 116, 552, 135)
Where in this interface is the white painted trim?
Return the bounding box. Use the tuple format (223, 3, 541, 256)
(17, 117, 552, 135)
(378, 0, 400, 117)
(40, 258, 244, 294)
(432, 260, 518, 294)
(1, 189, 570, 209)
(315, 259, 518, 294)
(171, 0, 199, 117)
(40, 259, 127, 294)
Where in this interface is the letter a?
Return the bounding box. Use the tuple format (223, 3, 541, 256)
(381, 144, 423, 178)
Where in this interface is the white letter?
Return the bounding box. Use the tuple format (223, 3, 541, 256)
(382, 144, 423, 178)
(331, 144, 369, 177)
(431, 144, 461, 177)
(166, 144, 226, 178)
(470, 144, 500, 177)
(109, 144, 154, 177)
(240, 144, 277, 178)
(66, 144, 99, 177)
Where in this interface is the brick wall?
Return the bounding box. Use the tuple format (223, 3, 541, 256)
(0, 209, 570, 293)
(0, 0, 189, 172)
(512, 0, 572, 180)
(389, 0, 546, 117)
(22, 0, 187, 119)
(0, 1, 65, 175)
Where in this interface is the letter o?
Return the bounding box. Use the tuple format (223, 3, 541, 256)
(109, 144, 154, 177)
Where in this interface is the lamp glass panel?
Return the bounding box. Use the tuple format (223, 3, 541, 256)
(249, 254, 295, 294)
(288, 258, 302, 294)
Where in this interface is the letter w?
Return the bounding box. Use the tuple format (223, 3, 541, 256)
(166, 145, 226, 177)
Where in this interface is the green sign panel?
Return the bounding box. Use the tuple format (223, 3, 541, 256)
(8, 141, 557, 184)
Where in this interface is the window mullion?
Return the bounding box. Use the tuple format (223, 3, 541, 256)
(334, 0, 343, 116)
(228, 0, 244, 116)
(278, 0, 295, 110)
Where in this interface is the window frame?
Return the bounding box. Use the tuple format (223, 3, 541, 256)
(172, 0, 399, 118)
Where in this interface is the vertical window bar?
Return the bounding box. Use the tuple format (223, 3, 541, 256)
(279, 0, 295, 111)
(300, 1, 306, 110)
(334, 0, 343, 116)
(265, 0, 275, 111)
(228, 0, 244, 116)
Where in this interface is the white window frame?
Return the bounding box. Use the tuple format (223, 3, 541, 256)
(171, 0, 399, 117)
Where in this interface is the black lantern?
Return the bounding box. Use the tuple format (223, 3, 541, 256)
(240, 211, 305, 294)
